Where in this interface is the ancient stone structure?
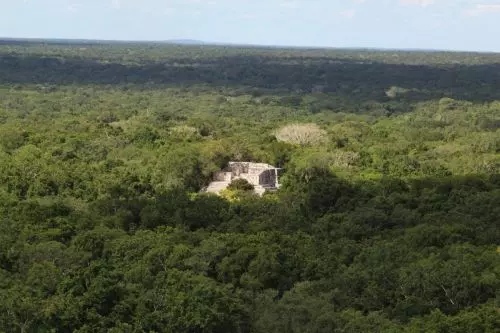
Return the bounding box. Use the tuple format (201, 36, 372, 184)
(204, 162, 281, 195)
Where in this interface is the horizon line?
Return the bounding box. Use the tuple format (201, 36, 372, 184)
(0, 36, 498, 55)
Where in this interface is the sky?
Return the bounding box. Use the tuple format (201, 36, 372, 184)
(1, 0, 500, 52)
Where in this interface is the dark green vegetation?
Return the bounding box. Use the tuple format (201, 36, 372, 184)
(0, 40, 499, 333)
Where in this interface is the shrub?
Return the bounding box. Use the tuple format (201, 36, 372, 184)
(227, 179, 255, 191)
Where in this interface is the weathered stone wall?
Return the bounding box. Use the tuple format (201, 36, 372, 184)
(249, 166, 266, 175)
(259, 169, 277, 186)
(228, 162, 249, 176)
(229, 162, 275, 178)
(240, 174, 260, 185)
(207, 162, 279, 195)
(214, 171, 232, 182)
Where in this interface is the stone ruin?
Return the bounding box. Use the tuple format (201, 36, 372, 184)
(204, 162, 281, 196)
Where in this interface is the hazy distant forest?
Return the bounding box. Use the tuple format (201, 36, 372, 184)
(0, 40, 499, 333)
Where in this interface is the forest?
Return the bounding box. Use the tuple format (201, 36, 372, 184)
(0, 40, 499, 332)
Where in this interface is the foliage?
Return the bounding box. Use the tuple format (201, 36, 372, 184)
(227, 179, 255, 192)
(275, 123, 328, 146)
(0, 40, 498, 332)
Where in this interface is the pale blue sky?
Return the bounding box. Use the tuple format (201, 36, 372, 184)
(1, 0, 499, 52)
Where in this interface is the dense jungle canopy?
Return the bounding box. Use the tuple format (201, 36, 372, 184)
(0, 40, 499, 332)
